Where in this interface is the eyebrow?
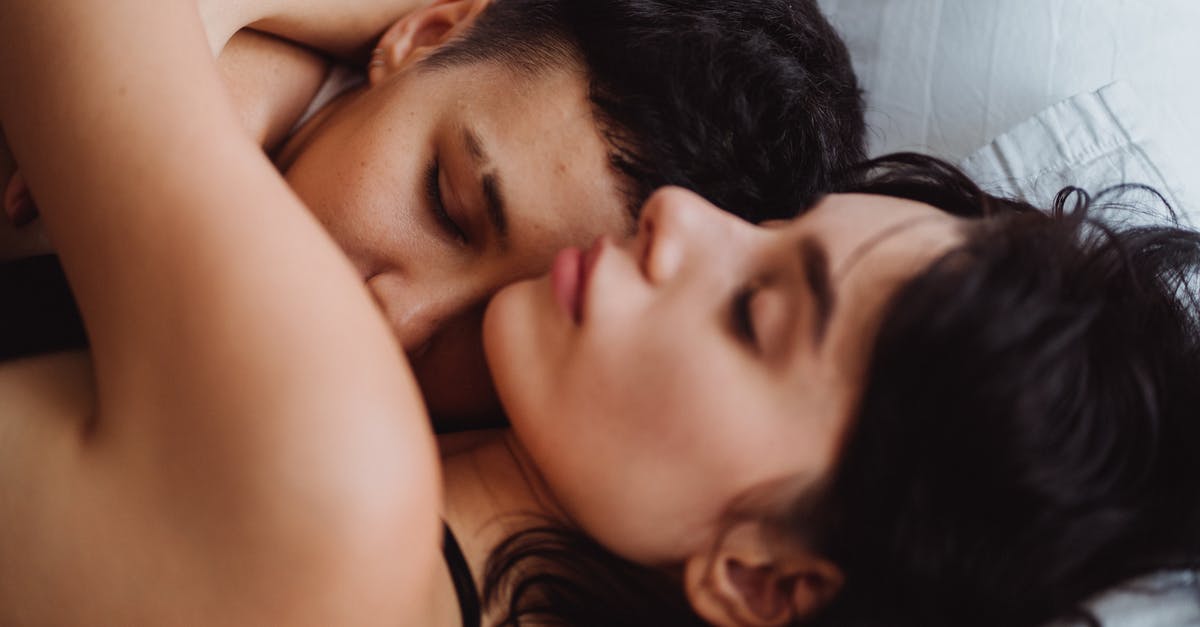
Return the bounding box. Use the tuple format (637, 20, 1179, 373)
(798, 237, 836, 346)
(463, 127, 510, 250)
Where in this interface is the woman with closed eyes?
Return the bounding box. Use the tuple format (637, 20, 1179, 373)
(1, 1, 1197, 626)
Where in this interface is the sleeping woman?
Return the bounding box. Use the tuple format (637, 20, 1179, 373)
(1, 1, 1198, 626)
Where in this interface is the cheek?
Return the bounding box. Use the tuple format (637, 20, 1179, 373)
(498, 304, 796, 559)
(289, 156, 435, 272)
(286, 118, 417, 232)
(557, 340, 760, 529)
(286, 148, 366, 234)
(483, 280, 568, 417)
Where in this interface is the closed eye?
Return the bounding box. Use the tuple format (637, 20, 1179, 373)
(425, 158, 467, 245)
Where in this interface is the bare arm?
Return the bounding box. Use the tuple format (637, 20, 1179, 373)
(0, 0, 439, 623)
(206, 0, 429, 59)
(1, 28, 330, 234)
(4, 0, 419, 221)
(219, 28, 330, 151)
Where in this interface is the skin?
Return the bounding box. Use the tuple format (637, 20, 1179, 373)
(0, 109, 965, 620)
(483, 189, 966, 571)
(1, 0, 632, 424)
(1, 0, 441, 624)
(0, 0, 968, 624)
(280, 51, 630, 421)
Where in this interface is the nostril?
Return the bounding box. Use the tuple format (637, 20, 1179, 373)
(636, 186, 725, 284)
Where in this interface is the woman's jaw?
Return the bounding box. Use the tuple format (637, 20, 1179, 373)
(480, 188, 967, 569)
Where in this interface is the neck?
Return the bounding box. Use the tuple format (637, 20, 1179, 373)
(272, 82, 366, 172)
(439, 429, 571, 621)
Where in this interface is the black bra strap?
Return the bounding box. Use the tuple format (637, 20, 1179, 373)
(442, 521, 481, 627)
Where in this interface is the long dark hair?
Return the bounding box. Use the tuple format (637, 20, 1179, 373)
(802, 154, 1200, 626)
(481, 154, 1200, 626)
(481, 523, 706, 626)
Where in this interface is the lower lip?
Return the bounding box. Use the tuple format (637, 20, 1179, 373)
(551, 247, 583, 323)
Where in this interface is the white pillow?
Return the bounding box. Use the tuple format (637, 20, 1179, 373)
(817, 0, 1200, 210)
(959, 81, 1194, 226)
(1050, 571, 1200, 627)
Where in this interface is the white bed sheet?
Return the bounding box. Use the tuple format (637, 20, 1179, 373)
(817, 0, 1200, 208)
(960, 81, 1193, 226)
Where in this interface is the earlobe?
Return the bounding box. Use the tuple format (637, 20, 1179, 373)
(684, 522, 843, 627)
(367, 0, 494, 85)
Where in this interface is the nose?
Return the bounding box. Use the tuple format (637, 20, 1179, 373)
(636, 186, 746, 284)
(387, 297, 444, 355)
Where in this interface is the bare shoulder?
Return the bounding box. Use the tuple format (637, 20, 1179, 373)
(0, 0, 445, 621)
(0, 351, 447, 625)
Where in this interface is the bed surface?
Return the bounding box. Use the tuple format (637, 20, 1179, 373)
(818, 0, 1200, 216)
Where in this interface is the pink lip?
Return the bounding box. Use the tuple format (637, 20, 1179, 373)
(551, 236, 608, 324)
(551, 247, 583, 322)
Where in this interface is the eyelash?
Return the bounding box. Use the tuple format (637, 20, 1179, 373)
(425, 158, 467, 244)
(732, 287, 759, 348)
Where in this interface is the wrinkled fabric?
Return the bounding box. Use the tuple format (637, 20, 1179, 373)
(817, 0, 1200, 210)
(960, 81, 1193, 225)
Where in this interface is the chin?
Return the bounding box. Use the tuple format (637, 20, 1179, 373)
(482, 280, 534, 402)
(483, 276, 565, 428)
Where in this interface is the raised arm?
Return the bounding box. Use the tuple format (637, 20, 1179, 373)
(4, 0, 424, 224)
(206, 0, 429, 58)
(0, 0, 440, 623)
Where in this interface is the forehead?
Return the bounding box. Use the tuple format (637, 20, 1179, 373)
(779, 193, 964, 385)
(793, 194, 962, 273)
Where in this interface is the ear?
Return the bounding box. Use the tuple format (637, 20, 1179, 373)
(367, 0, 493, 85)
(684, 521, 843, 627)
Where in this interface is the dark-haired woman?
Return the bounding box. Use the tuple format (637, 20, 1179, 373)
(2, 1, 1198, 626)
